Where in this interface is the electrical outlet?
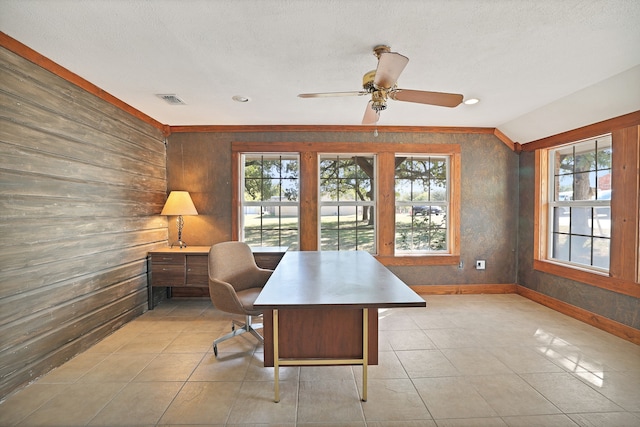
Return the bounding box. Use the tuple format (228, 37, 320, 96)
(476, 260, 486, 270)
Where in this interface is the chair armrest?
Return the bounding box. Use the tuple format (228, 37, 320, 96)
(256, 268, 273, 286)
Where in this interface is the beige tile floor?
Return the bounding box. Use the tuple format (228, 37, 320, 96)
(1, 294, 639, 426)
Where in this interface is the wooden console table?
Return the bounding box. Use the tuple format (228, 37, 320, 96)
(147, 245, 287, 309)
(254, 251, 425, 402)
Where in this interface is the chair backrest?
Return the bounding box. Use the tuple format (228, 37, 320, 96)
(208, 241, 261, 292)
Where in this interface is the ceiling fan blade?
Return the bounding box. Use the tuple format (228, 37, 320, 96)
(374, 52, 409, 89)
(298, 91, 367, 98)
(362, 101, 379, 125)
(389, 89, 463, 107)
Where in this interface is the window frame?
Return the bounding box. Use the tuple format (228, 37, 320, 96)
(546, 135, 612, 272)
(531, 121, 640, 298)
(232, 142, 461, 266)
(239, 153, 300, 249)
(318, 153, 377, 253)
(394, 154, 452, 255)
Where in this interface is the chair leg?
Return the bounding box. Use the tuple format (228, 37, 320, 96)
(213, 314, 263, 356)
(246, 314, 264, 341)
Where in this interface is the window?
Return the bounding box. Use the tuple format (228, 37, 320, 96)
(241, 154, 299, 249)
(233, 141, 461, 265)
(532, 119, 639, 295)
(395, 155, 449, 253)
(319, 155, 375, 252)
(548, 135, 612, 271)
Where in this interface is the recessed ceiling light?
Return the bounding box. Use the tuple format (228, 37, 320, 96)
(464, 98, 480, 105)
(232, 95, 250, 103)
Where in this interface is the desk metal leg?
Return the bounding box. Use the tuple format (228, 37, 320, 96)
(273, 309, 280, 403)
(362, 308, 368, 402)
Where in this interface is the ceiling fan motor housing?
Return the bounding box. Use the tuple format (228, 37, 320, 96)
(362, 70, 377, 92)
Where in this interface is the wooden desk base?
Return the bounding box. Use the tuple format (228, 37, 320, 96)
(262, 308, 378, 402)
(255, 251, 425, 403)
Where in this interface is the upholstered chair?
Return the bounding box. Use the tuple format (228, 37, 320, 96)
(208, 241, 273, 356)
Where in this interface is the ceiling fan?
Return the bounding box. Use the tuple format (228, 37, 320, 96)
(298, 45, 464, 125)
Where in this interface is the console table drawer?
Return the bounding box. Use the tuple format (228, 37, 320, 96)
(151, 263, 185, 286)
(152, 253, 185, 264)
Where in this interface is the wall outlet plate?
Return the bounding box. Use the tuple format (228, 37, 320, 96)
(476, 260, 486, 270)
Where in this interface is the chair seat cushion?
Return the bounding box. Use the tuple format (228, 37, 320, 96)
(236, 287, 263, 315)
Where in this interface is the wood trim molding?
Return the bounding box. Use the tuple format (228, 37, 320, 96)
(533, 150, 548, 261)
(412, 284, 517, 294)
(231, 151, 240, 241)
(493, 128, 518, 151)
(450, 151, 462, 256)
(232, 141, 461, 154)
(517, 285, 640, 345)
(522, 110, 640, 152)
(1, 32, 166, 133)
(172, 124, 497, 135)
(378, 255, 460, 266)
(610, 126, 640, 282)
(299, 151, 318, 251)
(376, 153, 396, 257)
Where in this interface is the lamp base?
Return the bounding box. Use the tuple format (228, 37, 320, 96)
(170, 240, 188, 249)
(170, 215, 188, 248)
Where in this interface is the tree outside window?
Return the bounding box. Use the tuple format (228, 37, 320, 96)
(395, 155, 449, 253)
(242, 154, 299, 249)
(549, 135, 612, 270)
(319, 155, 375, 252)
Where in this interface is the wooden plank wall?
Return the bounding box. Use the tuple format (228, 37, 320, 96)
(0, 47, 168, 398)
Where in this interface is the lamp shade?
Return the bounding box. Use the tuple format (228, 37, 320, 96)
(160, 191, 198, 216)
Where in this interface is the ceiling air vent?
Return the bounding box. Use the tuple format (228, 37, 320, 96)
(156, 94, 186, 105)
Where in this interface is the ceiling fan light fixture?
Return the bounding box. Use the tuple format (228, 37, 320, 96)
(372, 101, 387, 112)
(371, 90, 387, 112)
(463, 98, 480, 105)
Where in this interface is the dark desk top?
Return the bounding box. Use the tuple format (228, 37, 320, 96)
(254, 251, 426, 310)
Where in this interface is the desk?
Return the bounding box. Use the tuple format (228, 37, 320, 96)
(254, 251, 425, 402)
(148, 246, 287, 309)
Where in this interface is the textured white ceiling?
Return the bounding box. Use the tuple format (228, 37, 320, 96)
(1, 0, 639, 143)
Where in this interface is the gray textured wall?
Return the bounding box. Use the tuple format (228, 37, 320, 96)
(167, 130, 519, 286)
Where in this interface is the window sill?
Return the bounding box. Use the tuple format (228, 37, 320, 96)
(376, 254, 460, 266)
(533, 259, 639, 298)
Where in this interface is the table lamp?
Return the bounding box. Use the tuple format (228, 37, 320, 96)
(161, 191, 198, 248)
